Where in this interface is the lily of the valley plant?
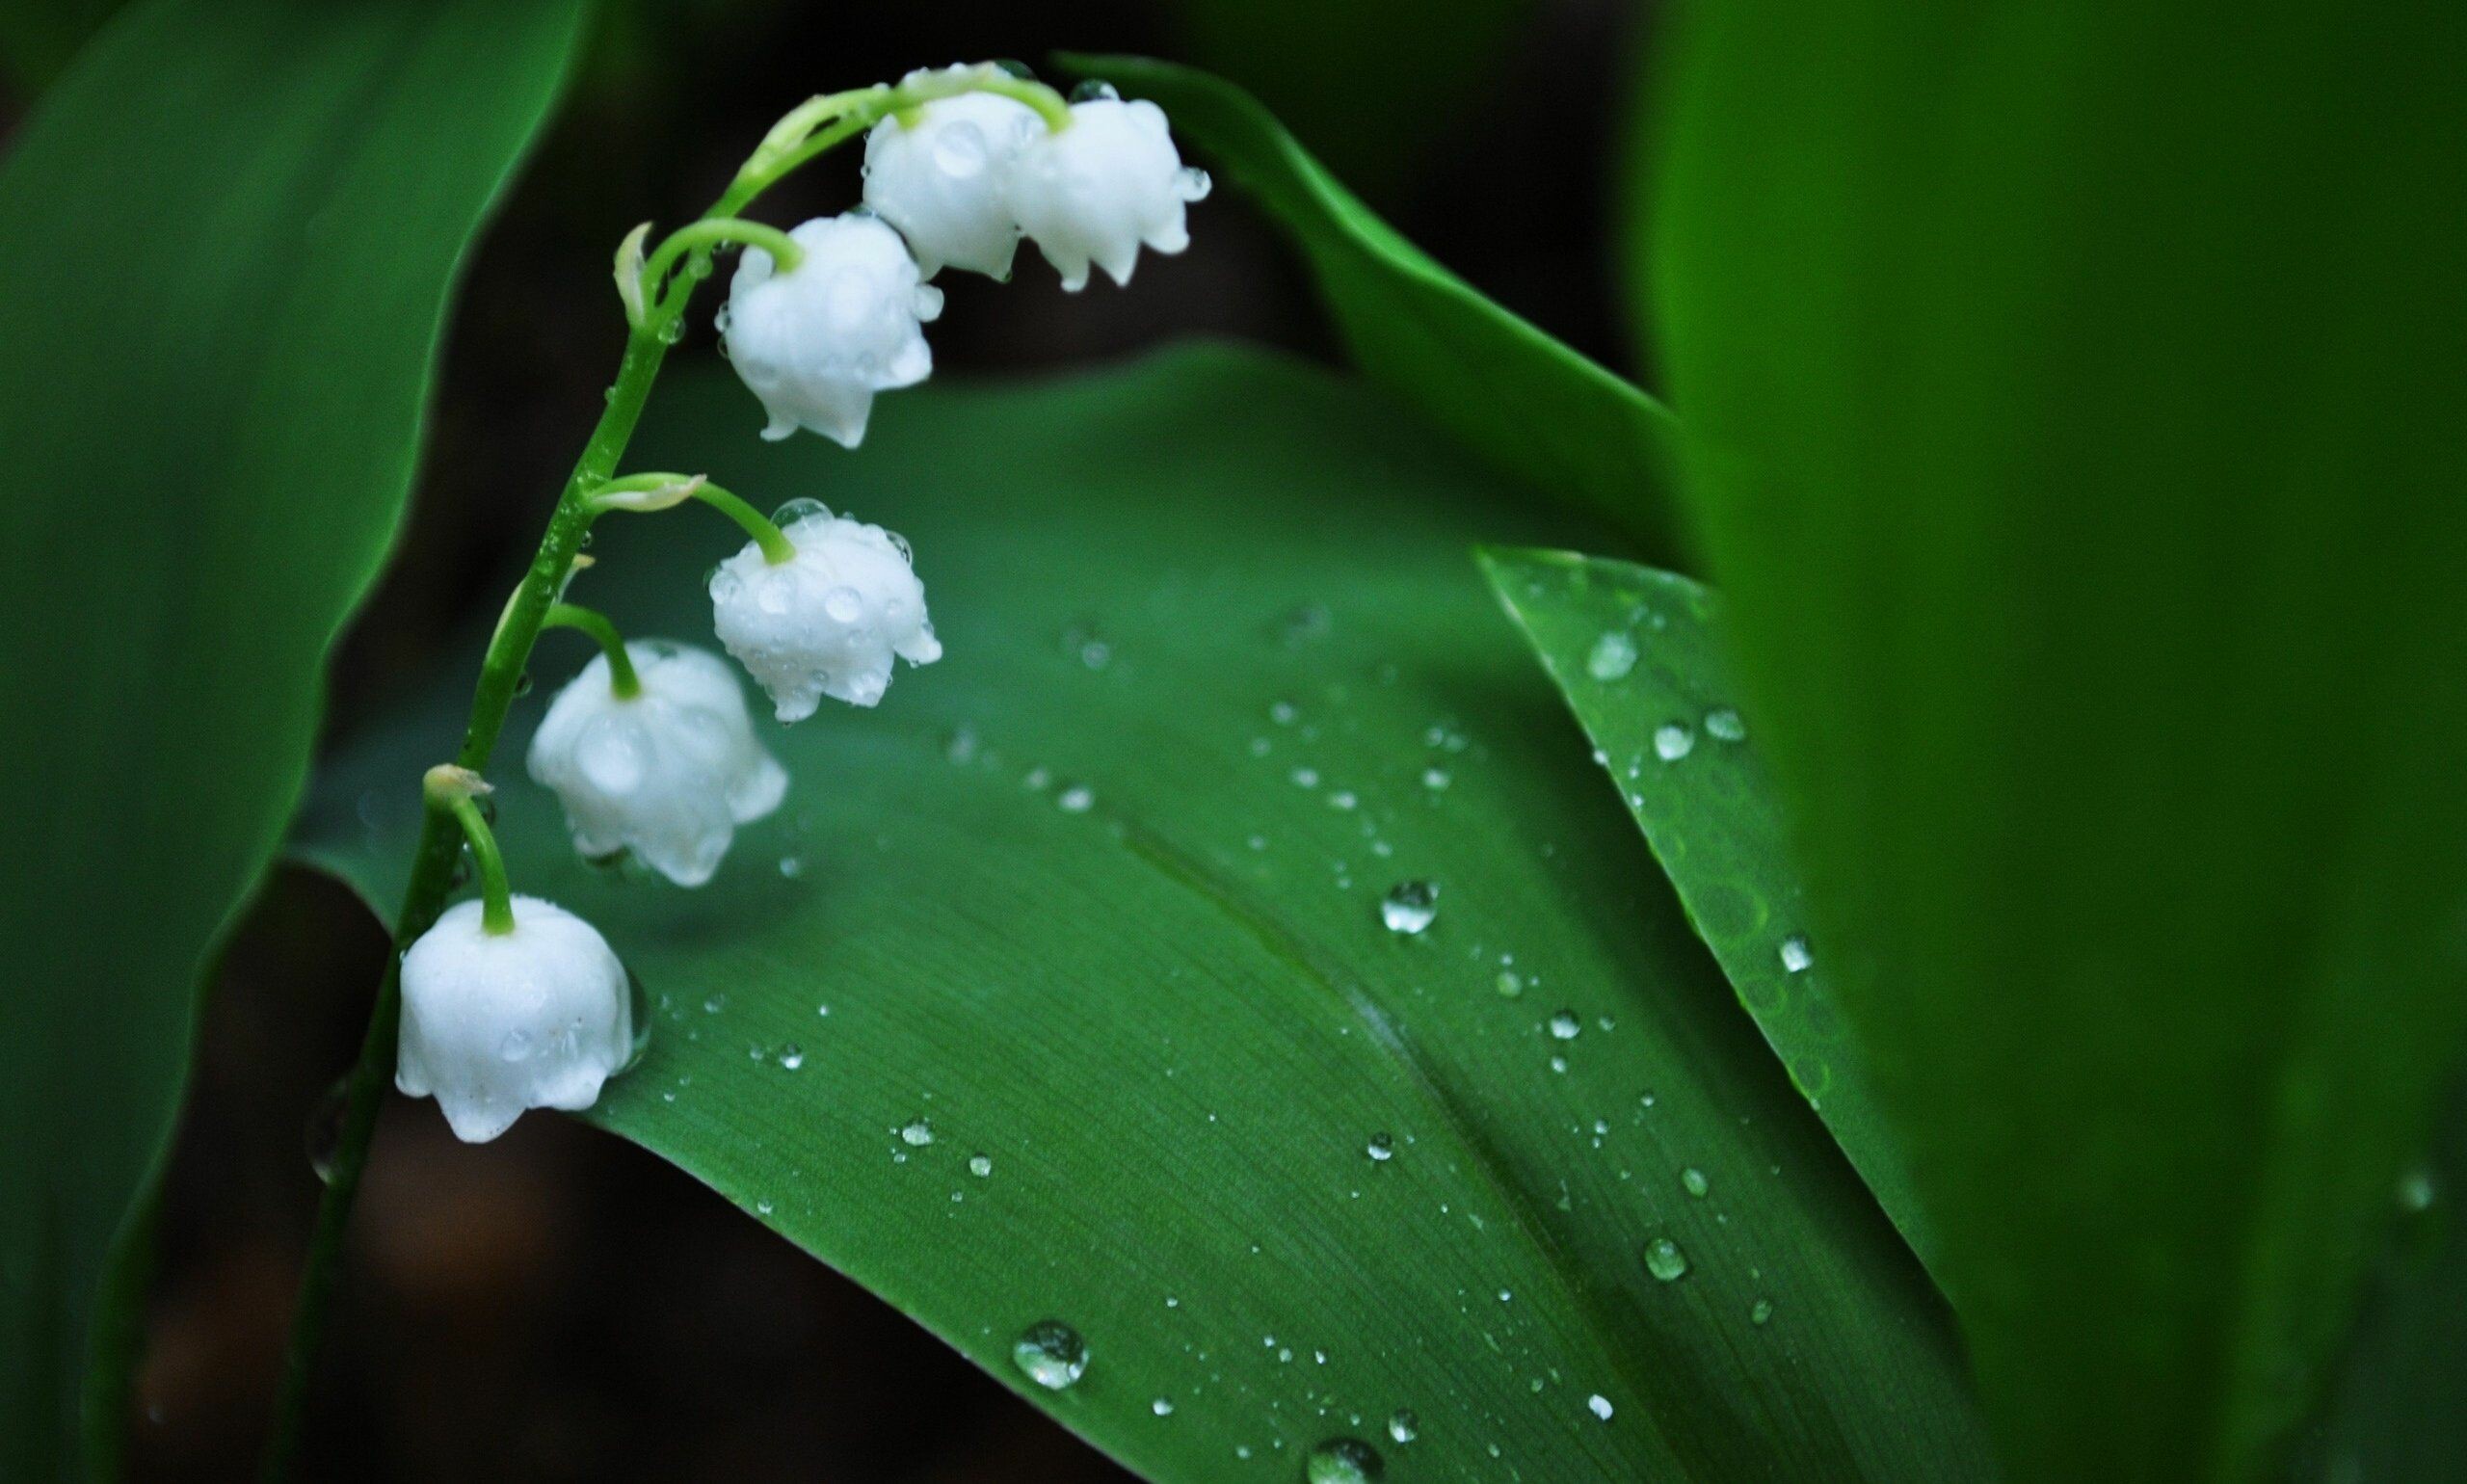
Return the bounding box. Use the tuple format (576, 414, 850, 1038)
(266, 61, 1206, 1478)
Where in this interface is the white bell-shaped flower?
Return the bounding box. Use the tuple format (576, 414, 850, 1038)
(709, 503, 942, 721)
(397, 896, 634, 1144)
(863, 84, 1040, 278)
(718, 213, 944, 448)
(1007, 92, 1209, 291)
(526, 641, 786, 888)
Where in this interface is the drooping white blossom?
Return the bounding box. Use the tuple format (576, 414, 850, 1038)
(397, 896, 634, 1144)
(1006, 91, 1209, 291)
(526, 641, 786, 887)
(862, 82, 1040, 278)
(709, 504, 942, 721)
(718, 213, 944, 447)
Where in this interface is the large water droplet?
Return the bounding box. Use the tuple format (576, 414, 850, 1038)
(968, 1153, 994, 1178)
(1653, 723, 1696, 761)
(1306, 1437, 1385, 1483)
(1366, 1132, 1394, 1162)
(1386, 1409, 1419, 1444)
(1587, 1393, 1614, 1421)
(1548, 1011, 1582, 1041)
(1380, 881, 1438, 936)
(770, 496, 830, 529)
(1645, 1236, 1689, 1282)
(1012, 1320, 1088, 1390)
(1586, 631, 1639, 681)
(822, 584, 864, 623)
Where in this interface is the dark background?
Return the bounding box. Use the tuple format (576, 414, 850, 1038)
(4, 1, 1655, 1476)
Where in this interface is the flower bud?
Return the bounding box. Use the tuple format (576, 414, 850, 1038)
(526, 641, 786, 887)
(397, 896, 633, 1143)
(718, 214, 943, 448)
(1007, 92, 1209, 291)
(862, 81, 1039, 278)
(709, 505, 942, 721)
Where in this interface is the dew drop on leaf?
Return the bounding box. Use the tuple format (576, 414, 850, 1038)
(1585, 631, 1638, 681)
(1386, 1409, 1419, 1444)
(1653, 723, 1696, 760)
(1645, 1237, 1690, 1282)
(1379, 881, 1438, 935)
(1779, 933, 1814, 974)
(899, 1119, 935, 1147)
(1011, 1319, 1087, 1390)
(1365, 1132, 1394, 1162)
(1306, 1436, 1385, 1483)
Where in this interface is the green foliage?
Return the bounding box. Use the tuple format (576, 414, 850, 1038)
(0, 0, 584, 1473)
(1480, 548, 1937, 1278)
(297, 349, 1990, 1482)
(0, 0, 120, 95)
(1645, 2, 2467, 1477)
(1160, 0, 1533, 192)
(1062, 54, 1684, 562)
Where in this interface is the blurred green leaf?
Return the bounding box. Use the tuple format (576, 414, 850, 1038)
(1646, 3, 2467, 1477)
(0, 0, 583, 1473)
(1479, 547, 1937, 1279)
(0, 0, 120, 95)
(1161, 0, 1532, 192)
(298, 348, 1988, 1482)
(1062, 54, 1684, 561)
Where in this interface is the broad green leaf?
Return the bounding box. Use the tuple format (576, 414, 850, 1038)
(1161, 0, 1532, 191)
(1479, 547, 1936, 1279)
(2291, 1082, 2465, 1482)
(296, 347, 1990, 1482)
(0, 0, 120, 94)
(1646, 3, 2467, 1477)
(1060, 53, 1685, 561)
(0, 0, 584, 1473)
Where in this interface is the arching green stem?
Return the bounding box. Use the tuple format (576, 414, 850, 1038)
(720, 66, 1072, 217)
(640, 216, 803, 324)
(586, 471, 798, 565)
(542, 602, 641, 697)
(444, 797, 515, 935)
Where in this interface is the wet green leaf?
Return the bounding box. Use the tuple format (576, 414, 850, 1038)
(1480, 547, 1937, 1279)
(1646, 2, 2467, 1476)
(1061, 53, 1684, 560)
(0, 0, 584, 1472)
(297, 347, 1987, 1482)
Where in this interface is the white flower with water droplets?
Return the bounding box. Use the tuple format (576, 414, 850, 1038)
(709, 503, 942, 721)
(526, 641, 786, 887)
(863, 80, 1040, 278)
(397, 896, 633, 1144)
(1006, 92, 1209, 291)
(718, 213, 943, 447)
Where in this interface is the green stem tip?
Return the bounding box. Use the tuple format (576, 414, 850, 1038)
(586, 471, 798, 565)
(425, 767, 514, 936)
(542, 601, 642, 698)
